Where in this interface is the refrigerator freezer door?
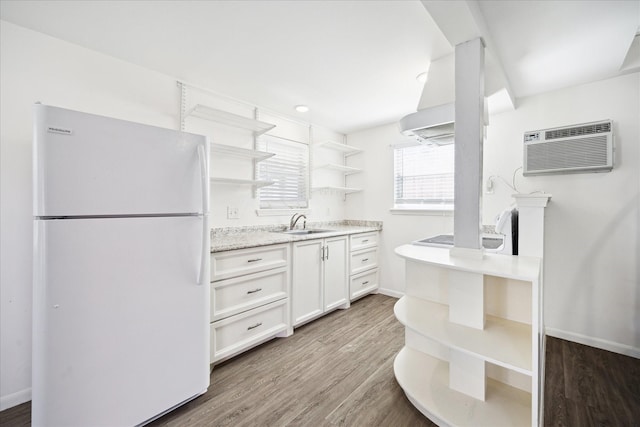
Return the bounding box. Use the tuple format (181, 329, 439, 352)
(33, 104, 209, 217)
(32, 216, 210, 426)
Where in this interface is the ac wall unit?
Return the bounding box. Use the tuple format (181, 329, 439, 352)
(523, 120, 613, 176)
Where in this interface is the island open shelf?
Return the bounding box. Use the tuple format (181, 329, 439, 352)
(395, 296, 532, 375)
(394, 244, 542, 427)
(394, 347, 532, 427)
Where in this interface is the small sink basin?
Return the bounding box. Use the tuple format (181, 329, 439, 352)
(278, 229, 332, 235)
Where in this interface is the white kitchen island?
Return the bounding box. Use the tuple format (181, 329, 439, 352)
(393, 244, 543, 427)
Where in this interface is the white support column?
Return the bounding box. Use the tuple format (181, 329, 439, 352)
(452, 38, 485, 257)
(448, 269, 485, 329)
(449, 348, 486, 401)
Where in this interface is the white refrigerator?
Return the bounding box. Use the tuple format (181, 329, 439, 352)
(32, 104, 210, 426)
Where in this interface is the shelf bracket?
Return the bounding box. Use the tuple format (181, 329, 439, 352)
(178, 81, 187, 132)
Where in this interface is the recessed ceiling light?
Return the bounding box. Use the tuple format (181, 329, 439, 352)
(295, 105, 309, 113)
(416, 71, 428, 84)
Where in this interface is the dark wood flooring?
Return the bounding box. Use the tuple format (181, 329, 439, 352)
(544, 336, 640, 426)
(1, 294, 638, 426)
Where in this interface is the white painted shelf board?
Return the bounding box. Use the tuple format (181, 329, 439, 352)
(314, 163, 362, 175)
(395, 244, 541, 282)
(210, 177, 274, 188)
(210, 143, 274, 161)
(395, 296, 532, 375)
(394, 346, 532, 427)
(311, 186, 362, 195)
(315, 140, 363, 156)
(187, 104, 276, 135)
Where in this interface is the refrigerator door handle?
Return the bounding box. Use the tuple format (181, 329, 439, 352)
(197, 143, 208, 286)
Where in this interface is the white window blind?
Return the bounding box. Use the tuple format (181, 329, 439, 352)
(393, 143, 454, 209)
(256, 135, 309, 209)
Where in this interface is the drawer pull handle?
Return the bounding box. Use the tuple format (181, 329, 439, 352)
(362, 239, 369, 243)
(247, 258, 262, 263)
(247, 322, 263, 330)
(247, 288, 262, 294)
(362, 258, 369, 262)
(362, 281, 369, 285)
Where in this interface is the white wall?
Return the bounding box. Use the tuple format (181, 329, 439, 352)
(0, 21, 346, 410)
(181, 87, 347, 227)
(0, 20, 181, 410)
(483, 73, 640, 356)
(345, 124, 454, 297)
(347, 73, 640, 356)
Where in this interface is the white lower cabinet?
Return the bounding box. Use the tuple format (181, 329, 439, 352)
(350, 268, 379, 300)
(210, 299, 288, 362)
(349, 232, 379, 300)
(292, 235, 348, 327)
(210, 243, 291, 364)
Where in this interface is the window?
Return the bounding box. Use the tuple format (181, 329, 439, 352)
(393, 143, 454, 210)
(256, 135, 309, 209)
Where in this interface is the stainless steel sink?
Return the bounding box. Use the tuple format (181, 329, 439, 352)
(277, 229, 332, 235)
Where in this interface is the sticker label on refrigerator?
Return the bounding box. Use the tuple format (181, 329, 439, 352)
(47, 126, 73, 135)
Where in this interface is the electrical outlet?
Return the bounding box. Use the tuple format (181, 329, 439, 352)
(485, 177, 495, 194)
(227, 206, 239, 219)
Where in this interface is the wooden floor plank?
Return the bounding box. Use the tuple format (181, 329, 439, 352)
(544, 336, 640, 427)
(326, 356, 435, 427)
(543, 335, 569, 426)
(3, 297, 640, 427)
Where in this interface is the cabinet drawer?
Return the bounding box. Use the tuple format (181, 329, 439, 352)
(210, 299, 288, 363)
(350, 247, 378, 275)
(350, 268, 379, 300)
(350, 232, 378, 251)
(211, 267, 288, 322)
(211, 244, 289, 281)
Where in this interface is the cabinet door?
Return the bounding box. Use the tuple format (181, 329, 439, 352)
(292, 240, 323, 326)
(324, 236, 349, 311)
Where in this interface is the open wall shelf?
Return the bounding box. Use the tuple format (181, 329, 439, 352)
(315, 140, 363, 156)
(210, 177, 274, 189)
(210, 143, 274, 162)
(187, 104, 276, 135)
(311, 186, 362, 195)
(313, 163, 362, 175)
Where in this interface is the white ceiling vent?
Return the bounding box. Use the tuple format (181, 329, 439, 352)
(523, 120, 613, 176)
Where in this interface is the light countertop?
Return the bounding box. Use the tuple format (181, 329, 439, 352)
(211, 220, 382, 252)
(395, 244, 541, 281)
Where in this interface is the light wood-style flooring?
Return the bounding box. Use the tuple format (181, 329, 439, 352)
(149, 294, 431, 427)
(2, 294, 639, 426)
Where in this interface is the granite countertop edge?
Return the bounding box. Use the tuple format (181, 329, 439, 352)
(211, 220, 382, 253)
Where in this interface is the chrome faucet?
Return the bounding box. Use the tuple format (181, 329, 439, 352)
(289, 213, 307, 230)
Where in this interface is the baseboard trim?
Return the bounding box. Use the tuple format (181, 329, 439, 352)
(546, 327, 640, 359)
(0, 388, 31, 412)
(376, 287, 403, 299)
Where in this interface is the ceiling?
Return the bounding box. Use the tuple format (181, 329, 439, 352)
(1, 1, 638, 134)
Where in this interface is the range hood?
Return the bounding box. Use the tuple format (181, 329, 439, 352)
(399, 102, 454, 145)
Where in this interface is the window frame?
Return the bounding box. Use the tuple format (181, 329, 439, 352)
(255, 134, 309, 210)
(391, 142, 455, 214)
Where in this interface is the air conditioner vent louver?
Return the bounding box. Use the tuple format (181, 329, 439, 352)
(524, 120, 613, 176)
(545, 122, 611, 140)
